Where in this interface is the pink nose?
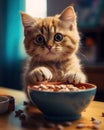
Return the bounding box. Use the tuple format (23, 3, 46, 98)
(47, 45, 52, 50)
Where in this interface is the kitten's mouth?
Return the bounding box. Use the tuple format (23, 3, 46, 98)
(46, 50, 55, 55)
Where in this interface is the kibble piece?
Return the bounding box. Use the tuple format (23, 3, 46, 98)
(86, 123, 100, 130)
(33, 85, 40, 89)
(62, 121, 72, 126)
(76, 123, 85, 129)
(56, 124, 64, 130)
(79, 86, 86, 90)
(40, 84, 47, 89)
(102, 112, 104, 117)
(23, 101, 28, 106)
(58, 88, 69, 92)
(15, 111, 20, 117)
(15, 109, 24, 117)
(92, 120, 101, 125)
(48, 85, 55, 89)
(92, 124, 99, 130)
(91, 117, 101, 125)
(67, 85, 79, 91)
(91, 117, 97, 121)
(18, 109, 24, 113)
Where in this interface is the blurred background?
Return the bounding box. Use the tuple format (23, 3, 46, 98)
(0, 0, 104, 101)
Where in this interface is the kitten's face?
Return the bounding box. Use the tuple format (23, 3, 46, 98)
(21, 6, 80, 61)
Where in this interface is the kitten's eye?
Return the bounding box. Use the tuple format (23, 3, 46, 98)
(54, 33, 63, 42)
(35, 34, 45, 45)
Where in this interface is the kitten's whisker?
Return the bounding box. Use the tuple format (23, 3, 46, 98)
(78, 50, 88, 61)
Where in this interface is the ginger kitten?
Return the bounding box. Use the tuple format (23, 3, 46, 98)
(21, 6, 87, 92)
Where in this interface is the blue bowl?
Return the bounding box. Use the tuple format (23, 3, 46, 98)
(28, 83, 97, 121)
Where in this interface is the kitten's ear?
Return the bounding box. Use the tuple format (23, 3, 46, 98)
(20, 12, 36, 29)
(59, 6, 76, 27)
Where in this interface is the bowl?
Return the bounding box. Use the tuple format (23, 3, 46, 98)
(0, 96, 9, 114)
(28, 82, 97, 121)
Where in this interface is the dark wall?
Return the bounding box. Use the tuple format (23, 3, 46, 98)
(47, 0, 73, 16)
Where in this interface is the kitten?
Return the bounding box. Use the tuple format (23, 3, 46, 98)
(21, 6, 87, 92)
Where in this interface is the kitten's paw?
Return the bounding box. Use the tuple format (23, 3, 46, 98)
(29, 67, 53, 82)
(64, 72, 86, 84)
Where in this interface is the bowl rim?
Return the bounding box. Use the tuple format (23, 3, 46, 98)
(0, 96, 9, 104)
(28, 82, 97, 94)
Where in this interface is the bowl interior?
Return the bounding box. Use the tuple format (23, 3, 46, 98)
(28, 82, 96, 93)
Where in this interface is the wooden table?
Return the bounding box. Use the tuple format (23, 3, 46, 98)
(0, 87, 104, 130)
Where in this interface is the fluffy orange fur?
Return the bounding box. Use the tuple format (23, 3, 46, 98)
(21, 6, 87, 91)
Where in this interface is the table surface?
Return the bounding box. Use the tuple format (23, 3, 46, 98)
(0, 87, 104, 130)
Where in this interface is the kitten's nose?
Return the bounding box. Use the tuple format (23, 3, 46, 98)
(47, 45, 52, 50)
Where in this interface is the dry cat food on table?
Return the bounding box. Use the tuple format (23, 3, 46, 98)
(76, 117, 101, 129)
(14, 101, 102, 130)
(14, 102, 72, 130)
